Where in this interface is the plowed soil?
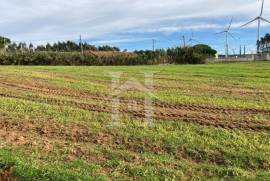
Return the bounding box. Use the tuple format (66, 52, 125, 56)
(0, 79, 269, 131)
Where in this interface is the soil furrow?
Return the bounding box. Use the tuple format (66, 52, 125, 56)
(0, 92, 269, 131)
(1, 117, 268, 168)
(0, 80, 269, 116)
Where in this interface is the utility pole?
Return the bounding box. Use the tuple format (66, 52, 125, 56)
(80, 35, 83, 54)
(244, 45, 246, 56)
(232, 48, 236, 56)
(152, 39, 155, 52)
(3, 38, 6, 52)
(182, 36, 186, 48)
(240, 45, 242, 57)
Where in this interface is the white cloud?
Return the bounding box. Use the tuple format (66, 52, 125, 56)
(91, 37, 154, 45)
(0, 0, 269, 45)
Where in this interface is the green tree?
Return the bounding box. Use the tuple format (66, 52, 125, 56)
(0, 36, 11, 49)
(98, 45, 120, 51)
(258, 33, 270, 53)
(192, 44, 217, 56)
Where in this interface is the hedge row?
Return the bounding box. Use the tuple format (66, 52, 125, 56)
(0, 52, 156, 66)
(0, 49, 208, 66)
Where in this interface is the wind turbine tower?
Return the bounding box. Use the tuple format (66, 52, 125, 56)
(217, 18, 235, 59)
(241, 0, 270, 54)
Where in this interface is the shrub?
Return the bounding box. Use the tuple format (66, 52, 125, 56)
(167, 47, 207, 64)
(0, 45, 215, 66)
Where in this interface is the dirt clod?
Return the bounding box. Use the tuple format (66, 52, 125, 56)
(0, 166, 16, 181)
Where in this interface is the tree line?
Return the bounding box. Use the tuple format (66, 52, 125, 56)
(258, 33, 270, 53)
(0, 36, 120, 52)
(0, 36, 217, 65)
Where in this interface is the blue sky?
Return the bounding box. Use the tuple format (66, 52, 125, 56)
(0, 0, 269, 54)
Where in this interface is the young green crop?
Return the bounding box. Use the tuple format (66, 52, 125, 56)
(0, 61, 269, 180)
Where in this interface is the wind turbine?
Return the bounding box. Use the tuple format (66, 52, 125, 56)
(217, 18, 235, 59)
(241, 0, 270, 54)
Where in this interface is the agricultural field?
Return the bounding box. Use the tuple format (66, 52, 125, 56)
(0, 61, 269, 180)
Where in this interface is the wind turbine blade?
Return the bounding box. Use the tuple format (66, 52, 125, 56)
(192, 39, 201, 44)
(215, 31, 226, 34)
(227, 17, 233, 31)
(240, 17, 258, 27)
(260, 17, 270, 24)
(228, 32, 238, 41)
(260, 0, 265, 16)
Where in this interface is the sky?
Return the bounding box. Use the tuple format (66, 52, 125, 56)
(0, 0, 270, 54)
